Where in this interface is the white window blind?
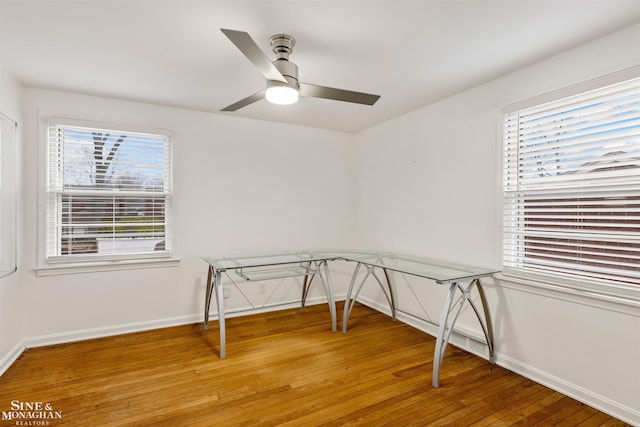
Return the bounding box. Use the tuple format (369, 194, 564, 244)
(46, 121, 172, 262)
(503, 77, 640, 286)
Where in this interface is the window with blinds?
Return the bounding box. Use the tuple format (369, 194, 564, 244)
(46, 121, 172, 262)
(503, 77, 640, 286)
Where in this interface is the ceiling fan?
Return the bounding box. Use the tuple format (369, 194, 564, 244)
(220, 28, 380, 111)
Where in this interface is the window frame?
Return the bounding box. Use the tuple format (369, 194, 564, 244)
(498, 67, 640, 305)
(37, 114, 179, 275)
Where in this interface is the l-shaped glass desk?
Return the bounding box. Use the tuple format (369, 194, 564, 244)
(202, 251, 498, 388)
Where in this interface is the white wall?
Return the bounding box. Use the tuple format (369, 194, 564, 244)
(16, 88, 354, 346)
(353, 25, 640, 424)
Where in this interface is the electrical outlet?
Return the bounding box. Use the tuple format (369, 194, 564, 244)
(223, 287, 231, 299)
(259, 283, 267, 294)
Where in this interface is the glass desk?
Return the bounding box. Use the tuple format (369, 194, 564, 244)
(202, 250, 498, 388)
(339, 252, 498, 387)
(202, 252, 338, 359)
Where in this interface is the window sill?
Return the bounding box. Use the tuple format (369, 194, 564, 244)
(494, 270, 640, 315)
(35, 257, 181, 277)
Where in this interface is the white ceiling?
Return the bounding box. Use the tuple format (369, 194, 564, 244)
(1, 0, 639, 132)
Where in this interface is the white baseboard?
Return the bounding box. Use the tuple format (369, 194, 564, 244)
(497, 353, 640, 426)
(19, 294, 338, 349)
(354, 295, 491, 360)
(23, 314, 203, 349)
(355, 295, 639, 426)
(0, 341, 25, 377)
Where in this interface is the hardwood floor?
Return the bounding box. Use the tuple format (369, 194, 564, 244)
(0, 303, 629, 426)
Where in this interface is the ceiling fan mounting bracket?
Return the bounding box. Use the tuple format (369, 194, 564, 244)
(269, 34, 296, 60)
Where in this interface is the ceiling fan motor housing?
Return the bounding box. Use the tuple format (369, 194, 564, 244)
(271, 59, 298, 85)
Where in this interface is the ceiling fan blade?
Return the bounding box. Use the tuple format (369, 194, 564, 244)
(221, 90, 265, 112)
(221, 29, 287, 83)
(299, 83, 380, 105)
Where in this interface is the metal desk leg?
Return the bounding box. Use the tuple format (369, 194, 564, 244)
(204, 267, 226, 358)
(457, 279, 495, 363)
(474, 280, 495, 363)
(432, 280, 493, 387)
(343, 264, 396, 333)
(370, 268, 395, 321)
(342, 262, 363, 333)
(213, 268, 227, 359)
(320, 260, 337, 332)
(204, 266, 213, 330)
(301, 264, 315, 313)
(432, 282, 458, 388)
(382, 268, 397, 322)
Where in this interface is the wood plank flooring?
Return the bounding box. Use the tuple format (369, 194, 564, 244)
(0, 303, 629, 426)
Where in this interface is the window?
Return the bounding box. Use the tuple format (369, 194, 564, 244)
(503, 77, 640, 287)
(46, 119, 172, 263)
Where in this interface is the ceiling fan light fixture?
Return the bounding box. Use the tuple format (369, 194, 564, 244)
(265, 80, 299, 105)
